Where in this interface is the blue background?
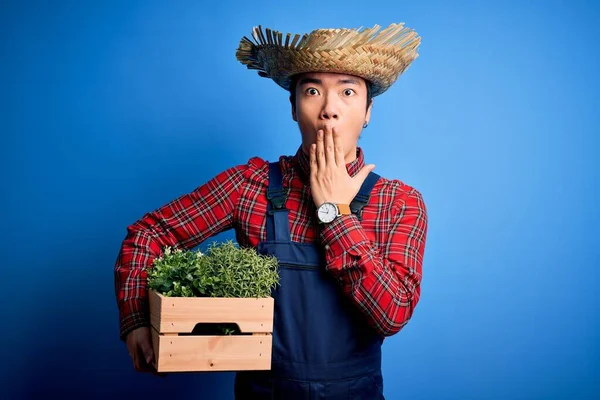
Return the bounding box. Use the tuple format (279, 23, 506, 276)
(2, 0, 598, 399)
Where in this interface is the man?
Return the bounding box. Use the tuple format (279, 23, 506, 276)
(114, 22, 428, 399)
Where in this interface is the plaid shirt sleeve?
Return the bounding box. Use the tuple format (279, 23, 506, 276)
(113, 162, 249, 342)
(319, 187, 428, 337)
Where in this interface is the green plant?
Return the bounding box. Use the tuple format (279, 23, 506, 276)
(147, 240, 280, 299)
(147, 241, 279, 335)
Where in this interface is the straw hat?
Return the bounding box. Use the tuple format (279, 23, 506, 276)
(235, 23, 420, 97)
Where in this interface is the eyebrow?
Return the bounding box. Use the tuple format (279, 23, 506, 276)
(298, 77, 361, 87)
(298, 77, 322, 86)
(337, 78, 360, 85)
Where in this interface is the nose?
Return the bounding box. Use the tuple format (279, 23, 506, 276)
(321, 109, 338, 120)
(320, 95, 340, 120)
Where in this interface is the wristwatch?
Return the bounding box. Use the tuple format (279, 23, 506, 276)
(316, 202, 351, 224)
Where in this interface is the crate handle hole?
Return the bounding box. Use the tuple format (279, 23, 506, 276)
(179, 322, 247, 336)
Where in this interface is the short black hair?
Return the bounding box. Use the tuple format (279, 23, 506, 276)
(288, 74, 373, 113)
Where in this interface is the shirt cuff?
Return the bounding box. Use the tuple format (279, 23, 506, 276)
(119, 305, 150, 342)
(319, 214, 371, 269)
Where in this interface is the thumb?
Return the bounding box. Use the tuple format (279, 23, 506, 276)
(141, 338, 155, 365)
(355, 164, 376, 183)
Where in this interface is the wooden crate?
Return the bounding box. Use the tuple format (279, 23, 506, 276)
(148, 288, 274, 372)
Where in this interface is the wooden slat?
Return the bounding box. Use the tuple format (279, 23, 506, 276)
(151, 328, 273, 372)
(148, 289, 274, 334)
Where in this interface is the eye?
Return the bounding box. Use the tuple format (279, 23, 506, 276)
(343, 88, 355, 96)
(306, 87, 319, 96)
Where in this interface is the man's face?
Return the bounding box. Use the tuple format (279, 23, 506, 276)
(292, 72, 372, 163)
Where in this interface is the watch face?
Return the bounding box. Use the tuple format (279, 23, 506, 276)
(318, 202, 337, 223)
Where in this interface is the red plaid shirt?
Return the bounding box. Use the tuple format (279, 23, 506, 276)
(114, 145, 428, 341)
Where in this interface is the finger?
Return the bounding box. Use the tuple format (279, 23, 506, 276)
(332, 127, 345, 167)
(138, 348, 166, 377)
(324, 125, 336, 167)
(133, 344, 154, 373)
(133, 349, 145, 371)
(137, 327, 155, 365)
(140, 337, 155, 366)
(310, 143, 318, 178)
(135, 356, 154, 373)
(138, 362, 154, 373)
(316, 129, 325, 169)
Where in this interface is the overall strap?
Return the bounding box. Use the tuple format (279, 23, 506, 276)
(350, 172, 380, 221)
(266, 161, 291, 241)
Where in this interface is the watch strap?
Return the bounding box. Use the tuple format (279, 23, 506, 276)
(337, 203, 351, 215)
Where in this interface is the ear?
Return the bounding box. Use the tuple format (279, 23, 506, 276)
(290, 96, 297, 122)
(365, 98, 373, 125)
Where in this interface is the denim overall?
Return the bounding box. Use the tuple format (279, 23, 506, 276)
(234, 162, 384, 400)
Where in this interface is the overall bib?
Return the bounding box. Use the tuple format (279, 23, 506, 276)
(234, 162, 384, 400)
